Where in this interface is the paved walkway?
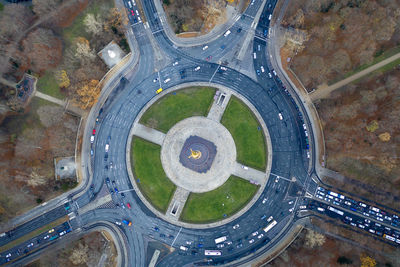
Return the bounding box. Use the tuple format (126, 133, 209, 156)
(207, 91, 231, 122)
(80, 195, 112, 214)
(165, 187, 190, 221)
(310, 52, 400, 101)
(35, 91, 86, 116)
(232, 162, 266, 185)
(131, 123, 166, 145)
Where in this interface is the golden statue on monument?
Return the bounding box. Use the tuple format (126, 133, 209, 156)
(188, 148, 202, 159)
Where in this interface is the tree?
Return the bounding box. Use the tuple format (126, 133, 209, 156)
(75, 37, 96, 64)
(55, 70, 70, 88)
(32, 0, 62, 17)
(76, 79, 100, 109)
(84, 13, 103, 36)
(360, 255, 376, 267)
(337, 256, 353, 265)
(69, 242, 88, 265)
(304, 229, 326, 248)
(22, 28, 62, 74)
(105, 8, 128, 33)
(0, 4, 33, 41)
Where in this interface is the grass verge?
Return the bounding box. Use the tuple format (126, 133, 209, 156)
(140, 86, 215, 133)
(221, 96, 267, 170)
(0, 216, 68, 253)
(180, 176, 259, 223)
(131, 138, 176, 213)
(36, 71, 64, 100)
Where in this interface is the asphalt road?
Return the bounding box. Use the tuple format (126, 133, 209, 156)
(1, 0, 399, 266)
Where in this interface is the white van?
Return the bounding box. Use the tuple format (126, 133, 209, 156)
(164, 78, 171, 83)
(253, 52, 257, 59)
(127, 1, 132, 8)
(224, 30, 231, 37)
(180, 246, 188, 251)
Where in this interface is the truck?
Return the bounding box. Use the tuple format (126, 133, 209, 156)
(214, 236, 227, 244)
(122, 219, 132, 226)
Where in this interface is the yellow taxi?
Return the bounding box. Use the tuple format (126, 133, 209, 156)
(156, 88, 163, 94)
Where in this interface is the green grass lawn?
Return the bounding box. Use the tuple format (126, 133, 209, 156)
(180, 176, 259, 223)
(131, 138, 176, 213)
(221, 96, 267, 170)
(36, 71, 65, 100)
(0, 3, 4, 11)
(140, 87, 215, 133)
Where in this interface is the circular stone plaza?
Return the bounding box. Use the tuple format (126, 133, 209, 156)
(127, 84, 272, 227)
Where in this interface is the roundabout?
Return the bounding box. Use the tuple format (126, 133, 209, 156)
(128, 85, 272, 226)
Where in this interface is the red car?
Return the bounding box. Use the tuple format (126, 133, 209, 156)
(131, 10, 134, 16)
(127, 203, 131, 209)
(92, 129, 96, 135)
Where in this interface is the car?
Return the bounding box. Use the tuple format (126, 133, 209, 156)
(180, 246, 189, 251)
(90, 184, 94, 190)
(115, 221, 122, 225)
(156, 88, 163, 94)
(288, 201, 294, 205)
(202, 45, 209, 50)
(153, 78, 158, 83)
(226, 241, 232, 245)
(110, 162, 113, 169)
(112, 180, 116, 186)
(90, 149, 94, 156)
(206, 55, 212, 61)
(164, 78, 171, 83)
(272, 69, 277, 76)
(105, 144, 109, 152)
(251, 231, 258, 236)
(5, 253, 11, 258)
(217, 243, 224, 248)
(130, 10, 134, 15)
(256, 69, 260, 75)
(160, 233, 166, 238)
(186, 241, 193, 245)
(300, 205, 306, 209)
(127, 202, 131, 209)
(249, 239, 255, 244)
(121, 193, 125, 198)
(262, 198, 267, 204)
(197, 243, 203, 248)
(278, 113, 283, 120)
(179, 70, 186, 79)
(257, 233, 264, 239)
(27, 242, 34, 248)
(263, 29, 268, 37)
(261, 215, 267, 220)
(44, 235, 50, 240)
(236, 243, 243, 248)
(135, 10, 139, 16)
(268, 14, 272, 20)
(233, 224, 240, 230)
(49, 229, 55, 233)
(220, 66, 227, 71)
(92, 129, 96, 135)
(114, 187, 119, 193)
(154, 227, 159, 232)
(120, 202, 125, 209)
(224, 30, 231, 37)
(90, 135, 94, 143)
(59, 231, 66, 236)
(106, 177, 110, 183)
(172, 61, 179, 66)
(220, 45, 226, 49)
(253, 52, 257, 59)
(237, 27, 242, 33)
(377, 217, 384, 222)
(194, 66, 201, 71)
(260, 66, 265, 72)
(307, 151, 310, 158)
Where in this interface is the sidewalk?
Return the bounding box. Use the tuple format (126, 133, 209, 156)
(310, 52, 400, 101)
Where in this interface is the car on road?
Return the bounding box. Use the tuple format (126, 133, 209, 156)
(105, 144, 109, 152)
(217, 243, 224, 248)
(249, 239, 255, 244)
(251, 231, 258, 236)
(257, 233, 264, 239)
(262, 198, 267, 204)
(92, 129, 96, 135)
(206, 55, 212, 61)
(153, 78, 158, 83)
(120, 202, 125, 209)
(224, 30, 231, 37)
(27, 242, 34, 248)
(115, 221, 122, 225)
(260, 66, 265, 72)
(121, 192, 125, 198)
(48, 229, 54, 233)
(164, 78, 171, 83)
(272, 69, 277, 76)
(194, 66, 201, 71)
(233, 224, 240, 230)
(156, 88, 163, 94)
(114, 187, 119, 193)
(256, 69, 260, 75)
(237, 27, 242, 33)
(202, 45, 209, 51)
(6, 253, 11, 258)
(44, 235, 50, 240)
(278, 113, 283, 120)
(172, 61, 179, 66)
(268, 72, 272, 78)
(220, 45, 225, 49)
(90, 135, 94, 143)
(236, 242, 243, 248)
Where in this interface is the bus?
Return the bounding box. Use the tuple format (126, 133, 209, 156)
(263, 220, 277, 233)
(328, 206, 344, 216)
(214, 236, 227, 244)
(205, 250, 221, 256)
(383, 234, 395, 242)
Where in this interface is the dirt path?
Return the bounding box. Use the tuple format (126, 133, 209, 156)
(310, 52, 400, 101)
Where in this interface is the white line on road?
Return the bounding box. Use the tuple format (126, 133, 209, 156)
(171, 226, 182, 247)
(209, 65, 220, 83)
(152, 29, 164, 35)
(270, 173, 292, 182)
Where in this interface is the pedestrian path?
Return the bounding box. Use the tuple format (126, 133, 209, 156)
(207, 91, 231, 122)
(232, 162, 266, 185)
(310, 52, 400, 101)
(131, 123, 166, 145)
(165, 187, 190, 222)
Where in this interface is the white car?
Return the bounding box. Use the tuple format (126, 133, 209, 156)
(307, 151, 310, 158)
(90, 135, 94, 143)
(272, 69, 277, 76)
(186, 241, 193, 245)
(180, 246, 188, 251)
(299, 205, 306, 209)
(59, 230, 66, 236)
(135, 10, 139, 16)
(202, 45, 209, 51)
(105, 144, 109, 152)
(251, 231, 258, 236)
(257, 233, 264, 239)
(172, 61, 179, 66)
(164, 78, 171, 83)
(224, 30, 231, 37)
(268, 72, 272, 78)
(115, 221, 122, 225)
(303, 124, 307, 130)
(44, 235, 50, 240)
(153, 78, 158, 83)
(233, 224, 240, 230)
(6, 253, 11, 258)
(194, 66, 201, 71)
(249, 239, 255, 244)
(262, 198, 267, 204)
(260, 66, 265, 73)
(278, 113, 283, 120)
(220, 66, 227, 71)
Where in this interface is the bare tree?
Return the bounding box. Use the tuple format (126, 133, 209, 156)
(84, 13, 104, 36)
(32, 0, 63, 17)
(0, 4, 33, 41)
